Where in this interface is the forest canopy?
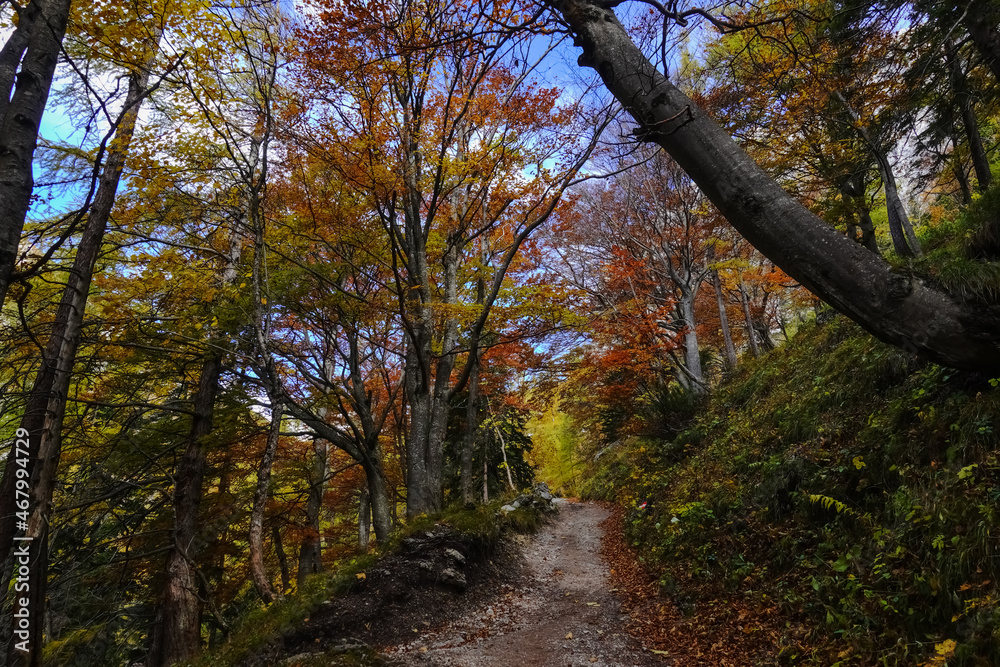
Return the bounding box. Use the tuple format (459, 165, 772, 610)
(0, 0, 998, 664)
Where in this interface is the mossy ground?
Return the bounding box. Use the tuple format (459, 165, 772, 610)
(582, 315, 1000, 666)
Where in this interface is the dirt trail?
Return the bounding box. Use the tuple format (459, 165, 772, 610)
(386, 501, 666, 667)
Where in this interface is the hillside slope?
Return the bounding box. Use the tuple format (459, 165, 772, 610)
(582, 315, 1000, 666)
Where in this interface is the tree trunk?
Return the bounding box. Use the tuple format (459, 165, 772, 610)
(853, 196, 881, 255)
(711, 270, 738, 369)
(358, 489, 371, 552)
(954, 159, 973, 206)
(297, 437, 328, 588)
(482, 456, 489, 503)
(874, 147, 921, 258)
(946, 39, 992, 191)
(677, 289, 705, 394)
(460, 267, 486, 505)
(753, 316, 775, 352)
(147, 354, 222, 667)
(272, 526, 291, 595)
(840, 176, 880, 256)
(360, 452, 393, 544)
(738, 283, 761, 357)
(460, 351, 480, 504)
(249, 404, 283, 604)
(0, 42, 160, 665)
(405, 340, 434, 517)
(496, 420, 516, 491)
(546, 0, 1000, 371)
(831, 91, 921, 258)
(0, 0, 72, 307)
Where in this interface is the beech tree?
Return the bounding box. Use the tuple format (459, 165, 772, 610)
(542, 0, 1000, 372)
(0, 3, 172, 662)
(0, 0, 73, 307)
(299, 0, 603, 516)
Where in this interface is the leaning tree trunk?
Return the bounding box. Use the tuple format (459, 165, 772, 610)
(872, 145, 920, 258)
(0, 0, 72, 307)
(831, 90, 919, 258)
(148, 353, 223, 667)
(946, 39, 992, 192)
(0, 42, 160, 666)
(545, 0, 1000, 371)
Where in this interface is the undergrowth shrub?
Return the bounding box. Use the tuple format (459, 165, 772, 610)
(588, 315, 1000, 666)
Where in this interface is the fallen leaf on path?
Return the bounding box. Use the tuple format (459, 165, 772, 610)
(566, 632, 573, 639)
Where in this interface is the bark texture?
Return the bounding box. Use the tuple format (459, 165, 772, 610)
(0, 42, 159, 665)
(249, 405, 283, 604)
(547, 0, 1000, 371)
(297, 436, 328, 588)
(946, 39, 992, 191)
(712, 270, 738, 369)
(0, 0, 72, 306)
(147, 354, 222, 667)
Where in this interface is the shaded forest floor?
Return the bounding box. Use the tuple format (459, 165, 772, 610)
(600, 504, 786, 665)
(226, 501, 688, 667)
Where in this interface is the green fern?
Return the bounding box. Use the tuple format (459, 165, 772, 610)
(806, 493, 873, 526)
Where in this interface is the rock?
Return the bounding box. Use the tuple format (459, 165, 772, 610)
(440, 567, 467, 591)
(533, 482, 553, 501)
(282, 652, 323, 665)
(500, 504, 517, 513)
(328, 637, 369, 653)
(444, 548, 466, 565)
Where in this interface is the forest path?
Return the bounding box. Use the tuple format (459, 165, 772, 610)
(384, 501, 666, 667)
